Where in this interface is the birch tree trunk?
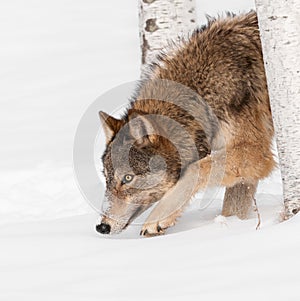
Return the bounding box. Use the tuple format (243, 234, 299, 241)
(255, 0, 300, 220)
(139, 0, 196, 77)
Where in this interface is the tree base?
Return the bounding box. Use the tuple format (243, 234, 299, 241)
(283, 200, 300, 221)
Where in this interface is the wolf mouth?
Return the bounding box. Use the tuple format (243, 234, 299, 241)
(123, 205, 149, 230)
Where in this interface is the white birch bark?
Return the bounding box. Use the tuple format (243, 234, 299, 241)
(138, 0, 196, 77)
(255, 0, 300, 219)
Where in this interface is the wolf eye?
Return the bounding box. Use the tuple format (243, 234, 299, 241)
(122, 174, 134, 184)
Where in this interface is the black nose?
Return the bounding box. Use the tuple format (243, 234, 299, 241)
(96, 223, 111, 234)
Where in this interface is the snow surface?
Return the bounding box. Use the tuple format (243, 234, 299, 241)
(1, 1, 300, 300)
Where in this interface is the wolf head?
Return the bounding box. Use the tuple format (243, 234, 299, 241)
(98, 110, 182, 234)
(96, 80, 216, 235)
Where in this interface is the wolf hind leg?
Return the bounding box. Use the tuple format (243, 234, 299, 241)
(222, 180, 258, 219)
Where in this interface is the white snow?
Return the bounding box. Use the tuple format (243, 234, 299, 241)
(1, 1, 299, 300)
(1, 193, 299, 301)
(214, 214, 228, 225)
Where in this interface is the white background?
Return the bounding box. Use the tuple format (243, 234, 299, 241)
(1, 1, 299, 301)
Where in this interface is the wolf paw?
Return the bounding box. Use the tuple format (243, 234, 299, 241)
(140, 216, 177, 237)
(140, 222, 166, 237)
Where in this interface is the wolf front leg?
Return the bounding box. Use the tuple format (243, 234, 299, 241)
(140, 161, 202, 237)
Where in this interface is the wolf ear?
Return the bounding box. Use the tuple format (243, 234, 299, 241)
(99, 111, 123, 144)
(128, 113, 158, 146)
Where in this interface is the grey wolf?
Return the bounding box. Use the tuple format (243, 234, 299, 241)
(96, 11, 274, 237)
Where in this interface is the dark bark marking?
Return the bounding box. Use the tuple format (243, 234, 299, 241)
(145, 18, 159, 32)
